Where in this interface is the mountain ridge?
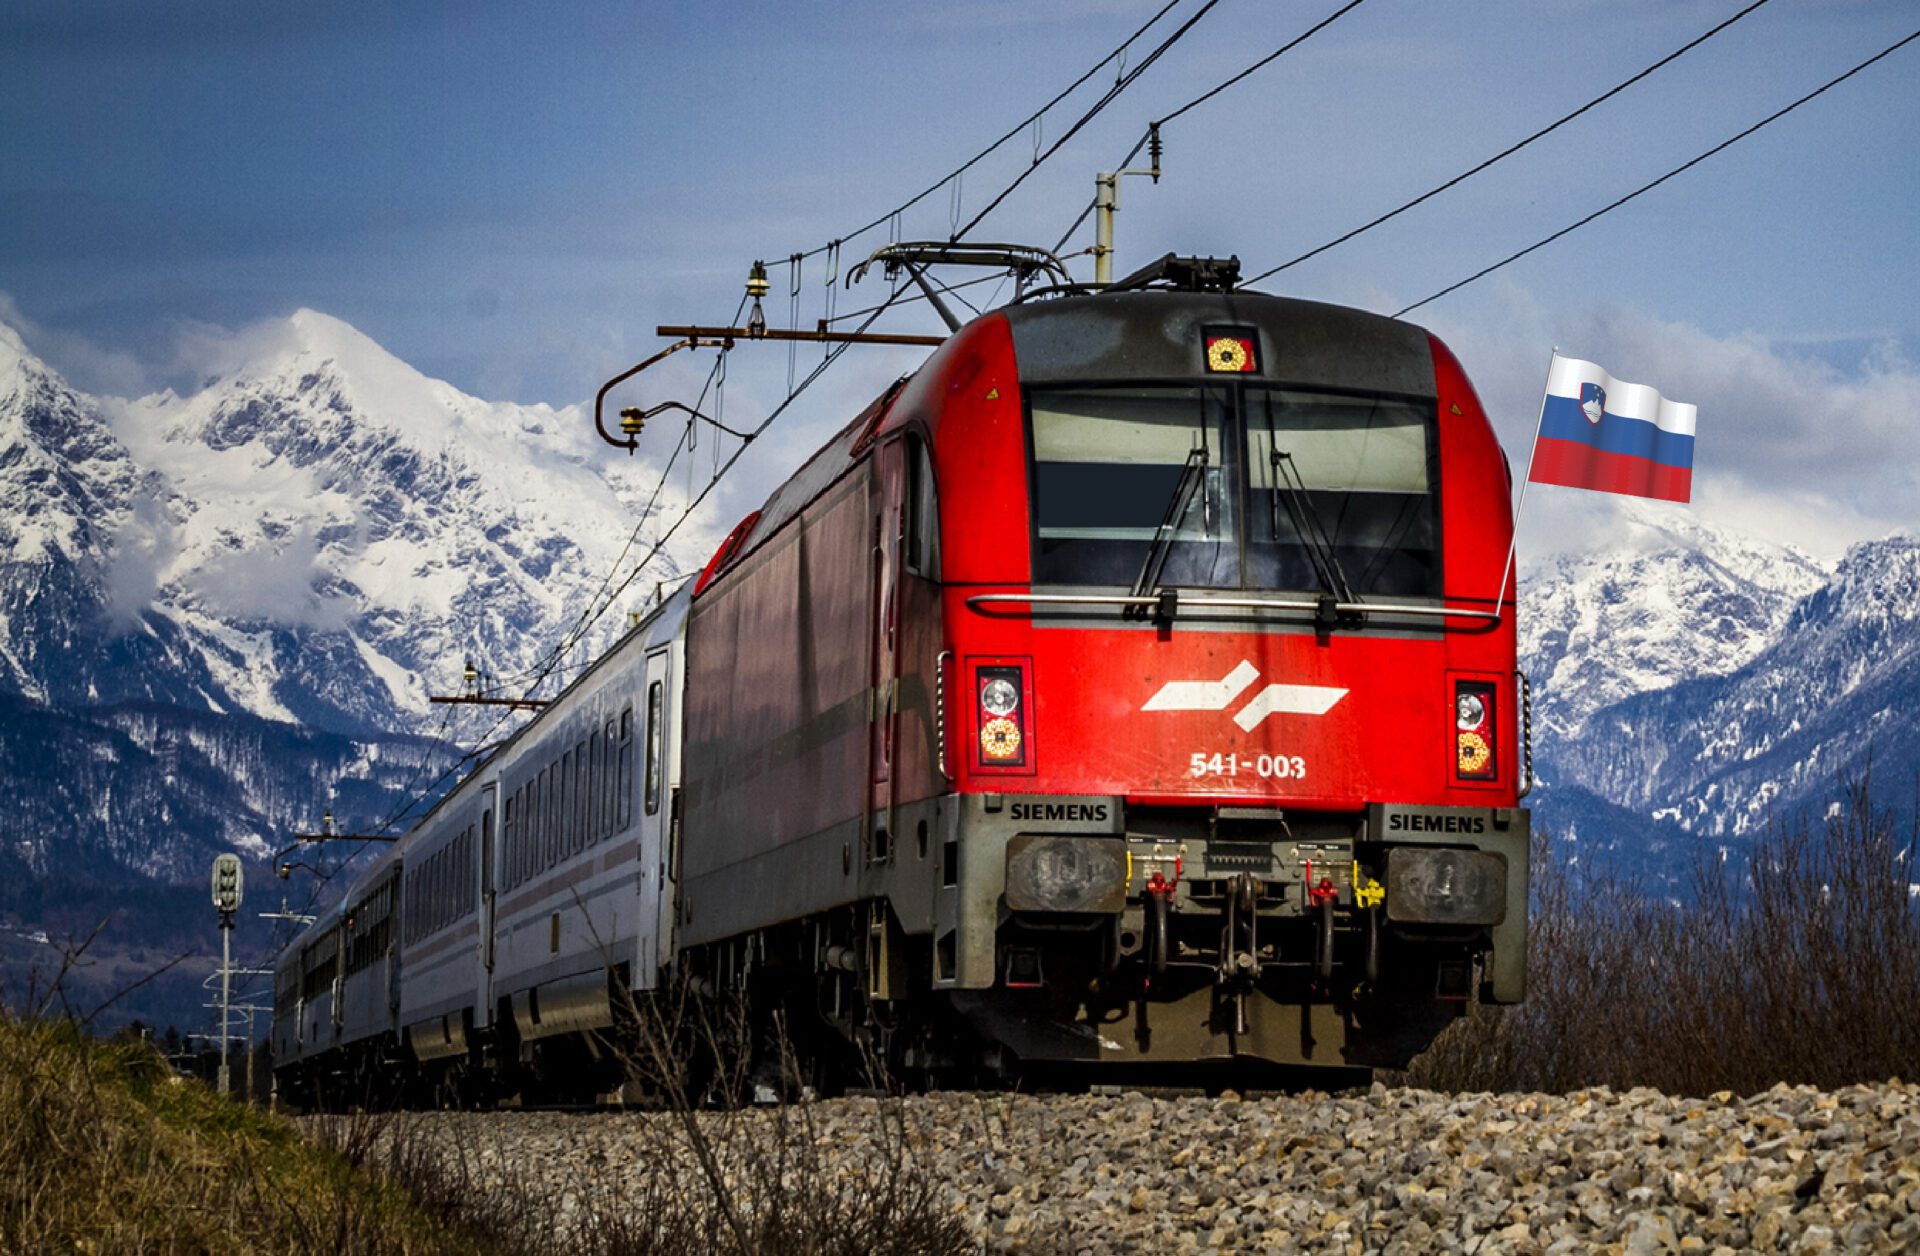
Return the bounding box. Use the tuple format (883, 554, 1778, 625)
(0, 312, 700, 740)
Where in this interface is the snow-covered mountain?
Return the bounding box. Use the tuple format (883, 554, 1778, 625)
(1518, 501, 1827, 739)
(0, 319, 232, 715)
(1542, 535, 1920, 842)
(3, 306, 1914, 913)
(0, 310, 710, 1026)
(0, 311, 701, 739)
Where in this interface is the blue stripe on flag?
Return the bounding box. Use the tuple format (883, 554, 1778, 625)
(1540, 397, 1694, 469)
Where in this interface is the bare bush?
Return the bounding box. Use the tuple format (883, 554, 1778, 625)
(1403, 774, 1920, 1095)
(584, 979, 974, 1256)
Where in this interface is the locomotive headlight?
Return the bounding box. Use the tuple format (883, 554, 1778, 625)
(1452, 680, 1498, 781)
(1386, 847, 1507, 926)
(1005, 835, 1127, 913)
(973, 663, 1031, 769)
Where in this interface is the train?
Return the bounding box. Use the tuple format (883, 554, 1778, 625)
(272, 254, 1530, 1104)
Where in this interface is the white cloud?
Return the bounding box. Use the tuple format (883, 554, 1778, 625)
(0, 292, 149, 397)
(1424, 285, 1920, 563)
(183, 526, 353, 630)
(101, 486, 176, 630)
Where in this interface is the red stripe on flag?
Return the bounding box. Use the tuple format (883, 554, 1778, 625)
(1528, 436, 1691, 503)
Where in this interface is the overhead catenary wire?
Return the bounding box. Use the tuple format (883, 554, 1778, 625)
(950, 0, 1220, 243)
(824, 270, 1010, 326)
(760, 0, 1192, 275)
(304, 319, 744, 905)
(1392, 26, 1920, 318)
(336, 281, 920, 884)
(289, 11, 1220, 918)
(1238, 0, 1776, 289)
(484, 292, 747, 697)
(1051, 0, 1374, 256)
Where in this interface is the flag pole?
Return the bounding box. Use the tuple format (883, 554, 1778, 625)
(1493, 347, 1556, 620)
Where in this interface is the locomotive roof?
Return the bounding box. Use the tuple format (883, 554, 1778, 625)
(999, 289, 1437, 398)
(691, 287, 1442, 597)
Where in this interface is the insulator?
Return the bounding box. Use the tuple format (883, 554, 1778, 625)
(1148, 123, 1163, 182)
(745, 259, 770, 299)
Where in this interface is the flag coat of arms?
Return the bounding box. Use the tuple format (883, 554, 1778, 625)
(1528, 355, 1696, 503)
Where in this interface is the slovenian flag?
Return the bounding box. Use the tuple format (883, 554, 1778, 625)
(1528, 354, 1696, 503)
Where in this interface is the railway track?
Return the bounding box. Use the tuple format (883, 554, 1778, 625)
(305, 1079, 1920, 1252)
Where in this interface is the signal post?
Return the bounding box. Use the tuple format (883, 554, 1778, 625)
(210, 853, 243, 1095)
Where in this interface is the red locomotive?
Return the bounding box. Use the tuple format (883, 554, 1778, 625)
(677, 254, 1527, 1085)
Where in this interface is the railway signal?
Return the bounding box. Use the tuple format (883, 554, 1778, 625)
(209, 853, 243, 1095)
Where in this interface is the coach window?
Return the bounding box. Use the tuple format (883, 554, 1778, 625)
(601, 720, 617, 841)
(644, 682, 663, 816)
(528, 774, 543, 882)
(546, 758, 562, 868)
(574, 738, 590, 854)
(1028, 387, 1236, 588)
(904, 431, 939, 578)
(582, 735, 596, 849)
(503, 795, 515, 891)
(547, 762, 560, 868)
(617, 708, 635, 831)
(509, 789, 522, 889)
(522, 782, 534, 886)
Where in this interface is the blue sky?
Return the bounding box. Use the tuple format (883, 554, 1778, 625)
(4, 0, 1917, 557)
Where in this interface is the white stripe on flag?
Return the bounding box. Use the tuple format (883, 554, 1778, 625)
(1547, 355, 1697, 436)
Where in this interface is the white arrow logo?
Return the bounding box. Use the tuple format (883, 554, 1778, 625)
(1141, 660, 1258, 711)
(1143, 660, 1347, 729)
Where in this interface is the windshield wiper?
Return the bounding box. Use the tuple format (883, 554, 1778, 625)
(1268, 447, 1354, 605)
(1127, 446, 1209, 616)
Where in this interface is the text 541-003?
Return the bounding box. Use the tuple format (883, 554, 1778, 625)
(1189, 752, 1307, 780)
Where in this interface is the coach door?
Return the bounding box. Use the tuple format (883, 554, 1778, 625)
(642, 646, 674, 986)
(478, 786, 496, 976)
(867, 438, 906, 862)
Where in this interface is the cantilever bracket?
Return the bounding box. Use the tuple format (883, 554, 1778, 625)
(593, 335, 735, 453)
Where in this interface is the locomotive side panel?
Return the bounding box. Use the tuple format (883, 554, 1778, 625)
(680, 468, 874, 942)
(888, 434, 947, 809)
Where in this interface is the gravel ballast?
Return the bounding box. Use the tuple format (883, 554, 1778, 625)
(355, 1080, 1920, 1253)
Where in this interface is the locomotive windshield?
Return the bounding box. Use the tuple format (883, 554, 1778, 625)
(1029, 388, 1236, 589)
(1028, 385, 1440, 598)
(1244, 388, 1439, 598)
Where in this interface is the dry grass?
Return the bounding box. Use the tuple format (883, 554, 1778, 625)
(570, 982, 973, 1256)
(0, 1012, 498, 1254)
(1402, 774, 1920, 1095)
